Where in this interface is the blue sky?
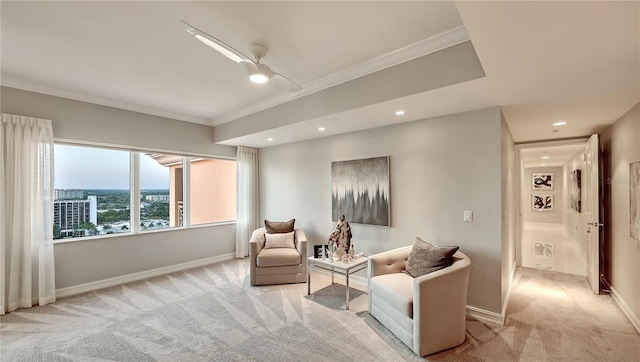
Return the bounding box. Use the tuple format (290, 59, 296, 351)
(54, 145, 169, 189)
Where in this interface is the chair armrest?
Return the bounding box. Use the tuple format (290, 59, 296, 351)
(295, 229, 308, 258)
(296, 229, 308, 278)
(368, 245, 412, 278)
(413, 252, 471, 355)
(249, 228, 266, 286)
(249, 227, 266, 254)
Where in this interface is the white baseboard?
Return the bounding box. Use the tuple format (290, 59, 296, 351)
(56, 253, 236, 298)
(609, 286, 640, 335)
(464, 263, 514, 326)
(466, 305, 505, 325)
(309, 267, 369, 289)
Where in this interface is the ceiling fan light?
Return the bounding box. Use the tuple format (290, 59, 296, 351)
(250, 73, 269, 83)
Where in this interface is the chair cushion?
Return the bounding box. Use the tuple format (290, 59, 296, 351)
(404, 237, 459, 278)
(256, 248, 301, 267)
(370, 273, 414, 318)
(265, 219, 295, 233)
(264, 231, 295, 249)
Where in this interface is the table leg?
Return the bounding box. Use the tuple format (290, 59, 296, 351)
(345, 272, 350, 310)
(331, 269, 334, 284)
(307, 266, 311, 295)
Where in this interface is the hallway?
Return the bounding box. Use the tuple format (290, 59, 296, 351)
(521, 221, 587, 276)
(503, 267, 639, 360)
(438, 267, 640, 360)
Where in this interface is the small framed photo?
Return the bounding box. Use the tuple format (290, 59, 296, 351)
(532, 194, 554, 211)
(314, 245, 329, 259)
(532, 173, 554, 190)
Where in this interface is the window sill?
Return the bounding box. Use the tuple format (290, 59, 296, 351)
(53, 221, 237, 244)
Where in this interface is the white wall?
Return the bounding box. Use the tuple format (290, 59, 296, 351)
(501, 113, 516, 310)
(562, 150, 588, 255)
(601, 102, 640, 332)
(1, 87, 235, 158)
(259, 107, 511, 314)
(522, 167, 564, 224)
(1, 87, 238, 292)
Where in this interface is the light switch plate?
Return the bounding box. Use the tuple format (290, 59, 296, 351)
(464, 210, 473, 222)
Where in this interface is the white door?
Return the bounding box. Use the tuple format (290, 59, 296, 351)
(585, 134, 602, 294)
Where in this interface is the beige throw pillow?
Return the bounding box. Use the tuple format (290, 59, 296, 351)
(264, 231, 296, 249)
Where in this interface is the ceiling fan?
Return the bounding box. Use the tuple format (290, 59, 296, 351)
(181, 21, 301, 92)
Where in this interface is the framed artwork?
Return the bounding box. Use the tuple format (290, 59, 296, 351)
(331, 156, 390, 226)
(314, 245, 329, 259)
(631, 161, 640, 241)
(571, 169, 582, 213)
(532, 194, 554, 211)
(532, 173, 554, 190)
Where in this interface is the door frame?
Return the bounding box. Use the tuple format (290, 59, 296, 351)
(514, 138, 589, 268)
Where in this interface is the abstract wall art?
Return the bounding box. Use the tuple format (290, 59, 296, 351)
(571, 169, 582, 213)
(532, 173, 554, 190)
(532, 194, 554, 211)
(331, 156, 390, 226)
(631, 161, 640, 241)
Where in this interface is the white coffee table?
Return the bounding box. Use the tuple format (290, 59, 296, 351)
(307, 255, 368, 310)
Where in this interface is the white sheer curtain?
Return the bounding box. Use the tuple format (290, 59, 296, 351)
(1, 113, 56, 315)
(235, 146, 259, 258)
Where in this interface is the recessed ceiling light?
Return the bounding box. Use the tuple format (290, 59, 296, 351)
(267, 138, 273, 141)
(553, 121, 567, 126)
(395, 110, 405, 116)
(318, 127, 325, 131)
(542, 156, 550, 160)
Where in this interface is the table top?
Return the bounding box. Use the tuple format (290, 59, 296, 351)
(308, 255, 368, 271)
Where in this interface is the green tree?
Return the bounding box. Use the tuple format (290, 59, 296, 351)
(79, 222, 98, 236)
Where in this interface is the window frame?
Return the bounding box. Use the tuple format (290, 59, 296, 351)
(53, 141, 237, 243)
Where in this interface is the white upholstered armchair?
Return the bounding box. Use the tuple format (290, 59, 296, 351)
(249, 227, 308, 286)
(368, 246, 471, 356)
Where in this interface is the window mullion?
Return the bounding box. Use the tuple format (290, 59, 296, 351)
(131, 152, 140, 234)
(183, 156, 191, 227)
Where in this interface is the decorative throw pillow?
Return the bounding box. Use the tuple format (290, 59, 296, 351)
(265, 219, 295, 234)
(264, 231, 296, 249)
(403, 237, 459, 278)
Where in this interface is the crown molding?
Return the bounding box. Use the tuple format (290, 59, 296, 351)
(0, 76, 211, 126)
(211, 25, 470, 126)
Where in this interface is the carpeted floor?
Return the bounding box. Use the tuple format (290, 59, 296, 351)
(1, 260, 638, 361)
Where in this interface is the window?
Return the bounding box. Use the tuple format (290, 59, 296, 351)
(54, 144, 130, 238)
(190, 158, 236, 225)
(139, 154, 181, 230)
(53, 144, 236, 241)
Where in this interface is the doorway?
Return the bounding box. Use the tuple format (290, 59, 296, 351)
(515, 139, 596, 281)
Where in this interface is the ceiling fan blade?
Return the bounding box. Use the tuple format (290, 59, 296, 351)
(269, 72, 302, 92)
(181, 21, 253, 64)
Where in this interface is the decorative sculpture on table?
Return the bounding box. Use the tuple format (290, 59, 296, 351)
(328, 215, 353, 262)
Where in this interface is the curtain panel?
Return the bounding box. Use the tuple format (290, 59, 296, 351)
(1, 113, 56, 315)
(235, 146, 259, 258)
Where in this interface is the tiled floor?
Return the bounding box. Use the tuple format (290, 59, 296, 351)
(521, 221, 586, 276)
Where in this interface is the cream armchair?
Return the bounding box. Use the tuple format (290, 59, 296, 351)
(249, 227, 308, 286)
(368, 246, 471, 356)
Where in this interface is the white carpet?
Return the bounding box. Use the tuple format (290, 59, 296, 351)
(1, 260, 638, 361)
